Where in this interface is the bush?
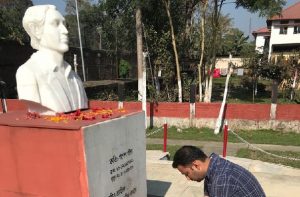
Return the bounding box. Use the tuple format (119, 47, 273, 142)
(119, 59, 132, 78)
(241, 76, 266, 93)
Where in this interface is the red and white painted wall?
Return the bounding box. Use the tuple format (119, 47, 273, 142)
(1, 99, 300, 132)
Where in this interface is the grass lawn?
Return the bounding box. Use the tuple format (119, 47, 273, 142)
(146, 144, 201, 161)
(236, 148, 300, 169)
(146, 126, 300, 146)
(146, 145, 300, 169)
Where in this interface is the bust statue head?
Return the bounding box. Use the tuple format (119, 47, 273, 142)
(16, 5, 88, 115)
(23, 5, 69, 54)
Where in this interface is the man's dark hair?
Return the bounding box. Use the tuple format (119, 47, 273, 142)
(172, 146, 207, 168)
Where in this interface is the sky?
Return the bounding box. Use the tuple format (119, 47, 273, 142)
(32, 0, 300, 39)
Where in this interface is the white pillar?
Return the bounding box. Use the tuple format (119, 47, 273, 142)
(214, 54, 233, 134)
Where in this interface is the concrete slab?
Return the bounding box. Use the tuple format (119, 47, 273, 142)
(146, 150, 170, 162)
(147, 161, 204, 197)
(146, 150, 300, 197)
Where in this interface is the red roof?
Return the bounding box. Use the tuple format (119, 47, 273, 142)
(269, 2, 300, 20)
(252, 27, 270, 34)
(252, 27, 270, 36)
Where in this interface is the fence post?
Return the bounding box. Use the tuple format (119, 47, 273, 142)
(189, 84, 196, 127)
(223, 120, 228, 158)
(163, 122, 168, 152)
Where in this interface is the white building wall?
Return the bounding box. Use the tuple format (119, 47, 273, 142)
(255, 35, 267, 53)
(215, 57, 243, 69)
(269, 20, 300, 58)
(270, 20, 300, 45)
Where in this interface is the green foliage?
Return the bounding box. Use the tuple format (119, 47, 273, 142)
(240, 76, 266, 92)
(239, 42, 256, 57)
(261, 55, 296, 82)
(144, 25, 177, 102)
(64, 0, 91, 15)
(235, 0, 286, 17)
(181, 72, 196, 102)
(65, 0, 136, 50)
(0, 0, 33, 43)
(63, 0, 287, 103)
(101, 0, 136, 51)
(242, 52, 300, 102)
(119, 59, 132, 78)
(92, 90, 118, 100)
(219, 28, 250, 56)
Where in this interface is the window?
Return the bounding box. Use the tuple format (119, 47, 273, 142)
(294, 26, 300, 34)
(280, 20, 289, 25)
(279, 20, 289, 34)
(280, 27, 288, 34)
(294, 20, 300, 24)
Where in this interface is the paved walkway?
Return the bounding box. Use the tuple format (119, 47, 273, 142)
(146, 150, 300, 197)
(147, 138, 300, 156)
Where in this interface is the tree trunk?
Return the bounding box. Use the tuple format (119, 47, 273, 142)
(252, 77, 256, 103)
(163, 0, 182, 102)
(198, 0, 208, 102)
(207, 74, 213, 102)
(136, 5, 143, 101)
(270, 79, 278, 119)
(204, 64, 213, 102)
(291, 69, 298, 100)
(184, 0, 195, 42)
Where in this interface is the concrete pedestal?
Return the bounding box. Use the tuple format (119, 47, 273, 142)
(0, 110, 146, 197)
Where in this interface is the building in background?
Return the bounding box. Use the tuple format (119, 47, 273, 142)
(253, 2, 300, 59)
(252, 27, 270, 54)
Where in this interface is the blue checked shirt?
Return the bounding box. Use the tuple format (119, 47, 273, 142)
(204, 153, 266, 197)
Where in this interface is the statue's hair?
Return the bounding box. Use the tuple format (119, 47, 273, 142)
(22, 5, 56, 50)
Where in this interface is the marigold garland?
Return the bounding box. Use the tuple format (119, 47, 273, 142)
(26, 108, 126, 123)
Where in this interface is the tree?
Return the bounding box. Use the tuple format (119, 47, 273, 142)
(242, 52, 264, 102)
(235, 0, 286, 17)
(219, 28, 249, 56)
(201, 0, 286, 103)
(181, 0, 199, 58)
(65, 0, 286, 104)
(136, 2, 143, 101)
(198, 0, 208, 102)
(0, 0, 33, 43)
(203, 0, 222, 103)
(162, 0, 182, 102)
(261, 55, 295, 98)
(64, 0, 90, 15)
(261, 55, 291, 119)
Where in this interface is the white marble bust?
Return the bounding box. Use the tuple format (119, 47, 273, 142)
(16, 5, 88, 115)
